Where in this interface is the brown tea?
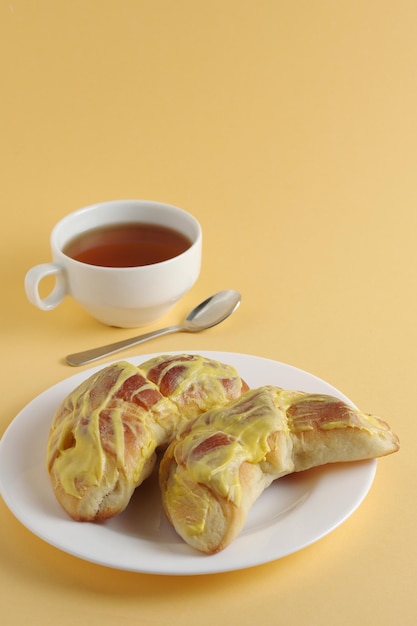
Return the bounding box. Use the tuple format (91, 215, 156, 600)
(63, 222, 192, 267)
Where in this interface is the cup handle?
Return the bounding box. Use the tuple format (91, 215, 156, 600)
(24, 263, 68, 311)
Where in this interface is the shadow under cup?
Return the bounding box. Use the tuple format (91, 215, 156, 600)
(25, 200, 202, 328)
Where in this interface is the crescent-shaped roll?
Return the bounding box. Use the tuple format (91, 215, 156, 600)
(46, 354, 248, 521)
(159, 386, 400, 554)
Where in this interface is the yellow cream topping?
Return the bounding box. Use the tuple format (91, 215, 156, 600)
(47, 355, 244, 500)
(172, 387, 284, 507)
(47, 362, 156, 498)
(167, 386, 392, 519)
(147, 355, 243, 416)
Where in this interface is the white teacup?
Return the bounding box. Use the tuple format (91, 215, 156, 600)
(24, 200, 202, 328)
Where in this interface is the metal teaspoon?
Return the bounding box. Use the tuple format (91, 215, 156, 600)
(66, 289, 241, 366)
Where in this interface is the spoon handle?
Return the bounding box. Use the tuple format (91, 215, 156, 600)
(66, 325, 182, 367)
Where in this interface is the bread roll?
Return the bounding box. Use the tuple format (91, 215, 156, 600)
(46, 354, 248, 521)
(159, 386, 399, 554)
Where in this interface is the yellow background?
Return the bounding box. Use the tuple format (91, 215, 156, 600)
(0, 1, 415, 624)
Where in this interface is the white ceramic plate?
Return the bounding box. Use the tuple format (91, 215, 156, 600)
(0, 351, 376, 575)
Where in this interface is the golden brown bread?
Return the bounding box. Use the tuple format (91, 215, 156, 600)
(46, 354, 248, 521)
(159, 386, 399, 554)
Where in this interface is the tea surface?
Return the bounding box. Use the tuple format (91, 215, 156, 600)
(64, 223, 191, 267)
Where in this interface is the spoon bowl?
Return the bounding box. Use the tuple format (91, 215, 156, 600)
(66, 289, 241, 366)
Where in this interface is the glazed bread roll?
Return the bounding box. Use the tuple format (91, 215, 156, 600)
(159, 386, 400, 554)
(46, 354, 248, 521)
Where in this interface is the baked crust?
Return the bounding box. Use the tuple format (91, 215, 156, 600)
(46, 354, 248, 521)
(159, 386, 400, 554)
